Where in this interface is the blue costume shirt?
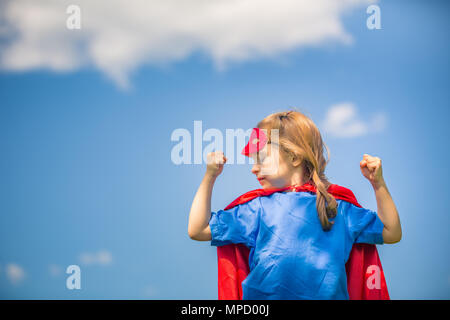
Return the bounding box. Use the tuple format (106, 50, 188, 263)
(209, 191, 384, 299)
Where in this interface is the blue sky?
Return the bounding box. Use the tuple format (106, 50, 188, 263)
(0, 0, 449, 299)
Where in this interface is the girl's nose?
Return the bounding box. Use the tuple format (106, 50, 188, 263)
(251, 163, 260, 175)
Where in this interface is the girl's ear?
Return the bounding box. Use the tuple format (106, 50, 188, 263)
(292, 156, 302, 167)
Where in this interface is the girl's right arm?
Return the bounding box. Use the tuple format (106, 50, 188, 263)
(188, 151, 227, 241)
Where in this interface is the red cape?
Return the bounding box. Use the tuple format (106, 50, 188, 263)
(216, 182, 390, 300)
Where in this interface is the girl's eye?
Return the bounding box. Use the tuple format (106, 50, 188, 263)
(258, 153, 266, 163)
(253, 152, 266, 164)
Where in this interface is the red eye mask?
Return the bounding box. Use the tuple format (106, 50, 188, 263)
(241, 128, 268, 157)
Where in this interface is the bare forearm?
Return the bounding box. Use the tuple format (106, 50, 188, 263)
(372, 179, 402, 243)
(188, 173, 216, 239)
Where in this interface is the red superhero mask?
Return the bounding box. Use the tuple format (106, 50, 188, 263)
(241, 128, 268, 157)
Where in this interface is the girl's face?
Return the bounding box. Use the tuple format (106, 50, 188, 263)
(251, 143, 297, 189)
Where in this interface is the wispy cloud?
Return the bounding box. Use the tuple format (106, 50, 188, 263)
(6, 263, 26, 285)
(48, 264, 63, 277)
(79, 250, 113, 266)
(142, 285, 159, 298)
(0, 0, 376, 89)
(321, 102, 387, 138)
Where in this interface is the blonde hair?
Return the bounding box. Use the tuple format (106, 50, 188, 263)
(257, 108, 338, 231)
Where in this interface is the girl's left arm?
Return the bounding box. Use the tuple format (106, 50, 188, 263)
(360, 154, 402, 244)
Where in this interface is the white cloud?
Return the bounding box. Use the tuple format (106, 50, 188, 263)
(6, 263, 26, 285)
(0, 0, 376, 89)
(321, 102, 387, 138)
(79, 250, 113, 266)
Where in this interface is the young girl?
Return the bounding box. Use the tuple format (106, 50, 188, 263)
(188, 110, 401, 300)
